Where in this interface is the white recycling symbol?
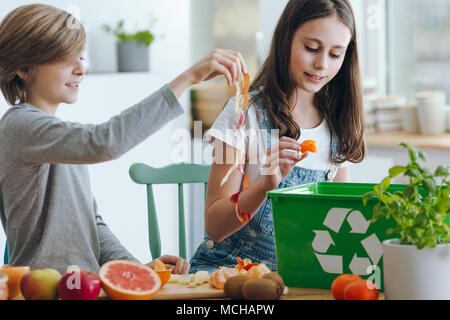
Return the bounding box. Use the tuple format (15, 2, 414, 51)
(312, 208, 383, 275)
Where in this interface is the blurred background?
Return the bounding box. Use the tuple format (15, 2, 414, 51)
(1, 0, 449, 264)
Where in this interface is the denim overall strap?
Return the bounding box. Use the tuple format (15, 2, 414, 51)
(327, 127, 342, 181)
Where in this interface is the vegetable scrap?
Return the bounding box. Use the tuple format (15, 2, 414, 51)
(220, 73, 251, 223)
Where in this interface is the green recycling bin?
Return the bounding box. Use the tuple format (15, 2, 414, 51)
(268, 182, 402, 291)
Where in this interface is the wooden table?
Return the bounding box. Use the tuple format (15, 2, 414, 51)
(281, 287, 334, 300)
(281, 287, 384, 300)
(13, 286, 385, 300)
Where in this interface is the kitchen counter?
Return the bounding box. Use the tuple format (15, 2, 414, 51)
(366, 131, 450, 150)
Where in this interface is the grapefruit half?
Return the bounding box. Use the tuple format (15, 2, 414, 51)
(99, 260, 161, 300)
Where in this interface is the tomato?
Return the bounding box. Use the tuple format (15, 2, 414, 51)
(331, 274, 362, 300)
(343, 279, 379, 300)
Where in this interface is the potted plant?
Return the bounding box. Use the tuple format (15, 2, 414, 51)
(103, 20, 155, 72)
(363, 143, 449, 300)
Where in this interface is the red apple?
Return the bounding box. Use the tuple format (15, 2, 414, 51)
(58, 270, 101, 300)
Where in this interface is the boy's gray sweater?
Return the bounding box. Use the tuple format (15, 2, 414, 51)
(0, 84, 183, 273)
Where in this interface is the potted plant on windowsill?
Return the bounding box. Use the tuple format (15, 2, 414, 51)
(363, 143, 449, 300)
(103, 20, 155, 72)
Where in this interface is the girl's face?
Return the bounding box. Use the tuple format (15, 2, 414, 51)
(290, 15, 352, 95)
(26, 53, 85, 113)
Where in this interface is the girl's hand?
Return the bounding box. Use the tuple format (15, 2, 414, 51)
(146, 255, 190, 274)
(261, 137, 309, 190)
(169, 49, 247, 98)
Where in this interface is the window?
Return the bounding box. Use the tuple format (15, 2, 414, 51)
(388, 0, 450, 102)
(191, 0, 260, 77)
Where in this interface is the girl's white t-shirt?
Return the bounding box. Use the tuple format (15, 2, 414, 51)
(205, 97, 347, 183)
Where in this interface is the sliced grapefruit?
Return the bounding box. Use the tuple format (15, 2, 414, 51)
(99, 260, 161, 300)
(0, 265, 31, 299)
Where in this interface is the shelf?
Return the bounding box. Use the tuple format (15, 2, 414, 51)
(365, 131, 450, 150)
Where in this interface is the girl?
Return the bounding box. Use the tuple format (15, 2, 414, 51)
(189, 0, 365, 273)
(0, 4, 247, 274)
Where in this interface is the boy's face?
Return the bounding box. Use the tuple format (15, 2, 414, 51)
(26, 53, 85, 112)
(290, 15, 352, 95)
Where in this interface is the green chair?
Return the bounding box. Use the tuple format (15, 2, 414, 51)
(3, 241, 8, 265)
(129, 163, 210, 260)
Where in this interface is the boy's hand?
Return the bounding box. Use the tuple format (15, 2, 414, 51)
(169, 49, 247, 98)
(146, 255, 190, 274)
(188, 48, 248, 86)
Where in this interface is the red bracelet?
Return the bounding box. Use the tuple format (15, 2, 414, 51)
(230, 191, 250, 223)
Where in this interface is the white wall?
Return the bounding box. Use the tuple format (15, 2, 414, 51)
(0, 0, 192, 264)
(257, 0, 288, 61)
(0, 0, 191, 74)
(57, 73, 191, 264)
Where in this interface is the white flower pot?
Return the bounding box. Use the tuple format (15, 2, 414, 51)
(382, 239, 450, 300)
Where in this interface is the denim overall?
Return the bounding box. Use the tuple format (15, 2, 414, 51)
(189, 100, 341, 273)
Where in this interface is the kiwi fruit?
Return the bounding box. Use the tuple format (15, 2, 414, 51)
(224, 275, 251, 300)
(262, 272, 285, 296)
(241, 278, 280, 300)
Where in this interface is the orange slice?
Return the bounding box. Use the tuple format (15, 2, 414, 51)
(155, 270, 172, 288)
(153, 259, 166, 271)
(300, 140, 317, 153)
(152, 259, 172, 287)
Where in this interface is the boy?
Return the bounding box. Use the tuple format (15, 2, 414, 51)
(0, 4, 246, 274)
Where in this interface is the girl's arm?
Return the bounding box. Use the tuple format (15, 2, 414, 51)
(333, 167, 350, 182)
(205, 138, 306, 242)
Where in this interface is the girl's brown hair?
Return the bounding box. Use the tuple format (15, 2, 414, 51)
(0, 4, 86, 105)
(250, 0, 365, 164)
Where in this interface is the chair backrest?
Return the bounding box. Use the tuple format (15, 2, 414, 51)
(129, 162, 210, 260)
(3, 241, 8, 265)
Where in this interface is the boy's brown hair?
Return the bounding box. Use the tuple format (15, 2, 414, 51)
(0, 4, 86, 105)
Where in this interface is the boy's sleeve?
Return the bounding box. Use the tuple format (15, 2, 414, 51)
(94, 199, 141, 265)
(8, 84, 183, 164)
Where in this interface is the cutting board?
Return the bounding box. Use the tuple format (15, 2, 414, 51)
(153, 283, 225, 300)
(97, 283, 226, 300)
